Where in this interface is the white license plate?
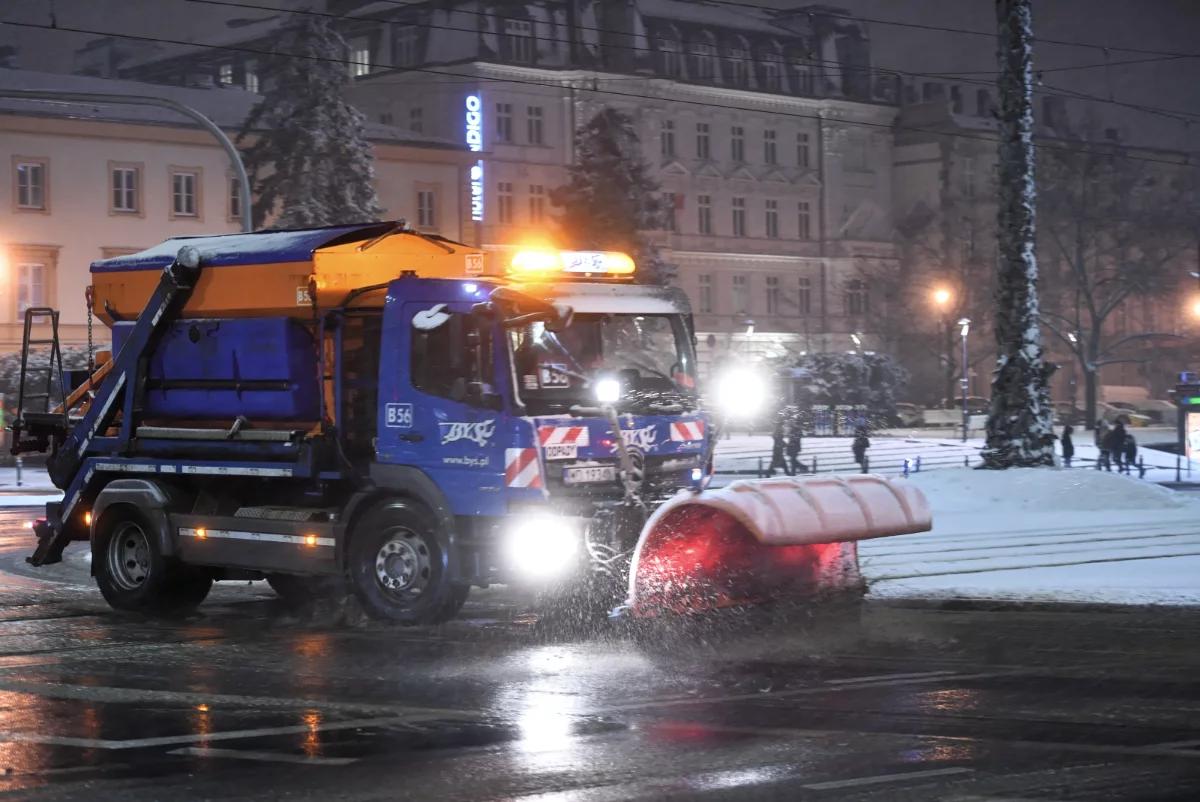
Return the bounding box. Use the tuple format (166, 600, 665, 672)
(544, 444, 578, 461)
(563, 466, 617, 485)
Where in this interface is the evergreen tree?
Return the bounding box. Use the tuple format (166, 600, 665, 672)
(982, 0, 1055, 468)
(239, 14, 383, 229)
(551, 108, 674, 284)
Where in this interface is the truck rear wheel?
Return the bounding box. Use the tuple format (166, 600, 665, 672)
(94, 508, 212, 614)
(347, 501, 460, 625)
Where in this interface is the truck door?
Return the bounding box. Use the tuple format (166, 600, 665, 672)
(377, 298, 506, 515)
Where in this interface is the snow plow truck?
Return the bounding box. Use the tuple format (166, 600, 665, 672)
(10, 221, 931, 624)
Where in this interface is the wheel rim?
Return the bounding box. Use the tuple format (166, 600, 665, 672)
(107, 521, 151, 591)
(374, 528, 432, 601)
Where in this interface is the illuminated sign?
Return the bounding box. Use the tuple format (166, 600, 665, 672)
(465, 94, 484, 222)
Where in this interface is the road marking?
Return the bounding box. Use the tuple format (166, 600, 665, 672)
(0, 715, 417, 750)
(169, 746, 358, 766)
(802, 766, 974, 790)
(826, 670, 958, 686)
(1151, 737, 1200, 749)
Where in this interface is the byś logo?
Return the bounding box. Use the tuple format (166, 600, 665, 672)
(440, 419, 496, 447)
(612, 424, 658, 453)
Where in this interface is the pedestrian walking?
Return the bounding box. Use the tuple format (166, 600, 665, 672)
(1123, 431, 1138, 476)
(786, 411, 807, 475)
(768, 412, 791, 476)
(852, 426, 871, 473)
(1060, 424, 1074, 468)
(1104, 420, 1127, 475)
(1094, 419, 1111, 471)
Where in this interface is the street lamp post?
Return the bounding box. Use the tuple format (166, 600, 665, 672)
(932, 288, 954, 406)
(959, 318, 971, 442)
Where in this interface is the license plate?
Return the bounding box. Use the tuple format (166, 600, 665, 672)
(544, 444, 578, 461)
(563, 465, 616, 485)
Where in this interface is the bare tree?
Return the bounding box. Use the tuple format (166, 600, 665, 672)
(1038, 135, 1198, 428)
(984, 0, 1055, 468)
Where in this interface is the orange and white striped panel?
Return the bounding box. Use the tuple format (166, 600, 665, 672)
(669, 420, 706, 442)
(505, 448, 544, 489)
(537, 425, 590, 448)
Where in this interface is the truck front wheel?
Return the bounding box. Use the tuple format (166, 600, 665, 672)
(94, 508, 212, 614)
(347, 502, 462, 625)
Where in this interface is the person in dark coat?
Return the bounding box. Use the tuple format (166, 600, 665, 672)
(1123, 431, 1138, 475)
(1094, 419, 1111, 471)
(852, 427, 870, 472)
(1060, 424, 1074, 468)
(768, 413, 791, 476)
(1104, 421, 1127, 474)
(785, 411, 806, 475)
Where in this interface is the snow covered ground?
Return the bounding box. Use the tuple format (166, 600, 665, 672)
(862, 468, 1200, 606)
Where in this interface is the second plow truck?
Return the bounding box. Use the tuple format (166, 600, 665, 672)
(12, 221, 931, 624)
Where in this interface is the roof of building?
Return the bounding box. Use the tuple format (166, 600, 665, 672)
(639, 0, 803, 37)
(0, 69, 463, 148)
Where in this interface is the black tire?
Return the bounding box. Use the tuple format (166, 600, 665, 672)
(346, 500, 460, 625)
(93, 506, 212, 614)
(266, 573, 342, 607)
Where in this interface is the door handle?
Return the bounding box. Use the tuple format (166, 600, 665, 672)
(398, 433, 424, 443)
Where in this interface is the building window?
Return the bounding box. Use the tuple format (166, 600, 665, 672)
(17, 263, 46, 317)
(662, 192, 677, 231)
(765, 199, 778, 238)
(695, 122, 710, 160)
(349, 40, 371, 77)
(697, 194, 712, 235)
(845, 279, 869, 315)
(763, 129, 777, 165)
(731, 196, 746, 237)
(243, 60, 259, 93)
(395, 25, 420, 66)
(731, 126, 745, 162)
(228, 175, 242, 221)
(14, 158, 47, 211)
(409, 106, 423, 133)
(797, 131, 811, 168)
(762, 56, 782, 91)
(976, 88, 992, 116)
(950, 85, 963, 114)
(657, 35, 681, 77)
(796, 277, 811, 314)
(170, 169, 199, 218)
(496, 103, 513, 143)
(661, 119, 675, 159)
(504, 19, 533, 63)
(792, 63, 814, 95)
(526, 106, 544, 145)
(417, 189, 436, 228)
(528, 184, 545, 222)
(732, 275, 748, 315)
(766, 276, 780, 315)
(379, 112, 394, 125)
(689, 36, 717, 81)
(728, 41, 750, 87)
(110, 163, 141, 214)
(497, 181, 514, 223)
(698, 274, 713, 314)
(797, 200, 812, 240)
(218, 63, 234, 85)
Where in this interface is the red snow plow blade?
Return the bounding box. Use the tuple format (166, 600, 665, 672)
(625, 475, 932, 618)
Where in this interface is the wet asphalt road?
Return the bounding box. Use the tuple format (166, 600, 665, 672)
(0, 509, 1199, 800)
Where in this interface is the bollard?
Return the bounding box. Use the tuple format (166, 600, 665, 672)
(15, 456, 21, 488)
(1177, 455, 1182, 483)
(915, 455, 922, 473)
(758, 456, 764, 478)
(1138, 456, 1146, 480)
(964, 455, 969, 468)
(812, 455, 818, 474)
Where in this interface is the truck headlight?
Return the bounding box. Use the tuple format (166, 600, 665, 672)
(715, 366, 767, 419)
(594, 377, 621, 405)
(504, 514, 580, 579)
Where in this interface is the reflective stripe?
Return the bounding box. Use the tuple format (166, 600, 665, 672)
(537, 426, 589, 447)
(670, 420, 705, 442)
(178, 528, 334, 547)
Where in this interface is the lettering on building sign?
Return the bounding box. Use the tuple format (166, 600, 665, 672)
(465, 94, 484, 222)
(440, 419, 496, 447)
(611, 424, 659, 453)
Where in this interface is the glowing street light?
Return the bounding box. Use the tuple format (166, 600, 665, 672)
(932, 287, 953, 308)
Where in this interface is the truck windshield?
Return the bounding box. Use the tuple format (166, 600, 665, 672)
(508, 313, 696, 414)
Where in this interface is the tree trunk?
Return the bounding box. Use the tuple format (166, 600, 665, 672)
(982, 0, 1056, 468)
(1083, 364, 1098, 431)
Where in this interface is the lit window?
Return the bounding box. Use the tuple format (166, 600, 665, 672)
(697, 194, 712, 235)
(110, 165, 140, 213)
(696, 123, 710, 160)
(731, 196, 746, 237)
(766, 276, 780, 315)
(218, 63, 234, 85)
(797, 201, 812, 240)
(527, 106, 544, 145)
(763, 129, 777, 165)
(496, 103, 513, 143)
(15, 160, 47, 210)
(765, 199, 778, 238)
(731, 126, 745, 163)
(244, 60, 259, 93)
(171, 170, 198, 217)
(497, 181, 514, 223)
(504, 19, 533, 63)
(528, 184, 545, 222)
(845, 279, 869, 315)
(732, 275, 748, 314)
(17, 263, 45, 316)
(349, 40, 371, 77)
(698, 274, 713, 314)
(661, 119, 675, 159)
(417, 190, 436, 228)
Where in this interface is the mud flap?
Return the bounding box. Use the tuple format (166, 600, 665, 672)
(624, 474, 932, 619)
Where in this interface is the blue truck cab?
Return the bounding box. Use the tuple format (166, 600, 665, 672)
(12, 223, 709, 624)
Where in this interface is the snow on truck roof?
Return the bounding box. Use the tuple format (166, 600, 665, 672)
(90, 222, 398, 273)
